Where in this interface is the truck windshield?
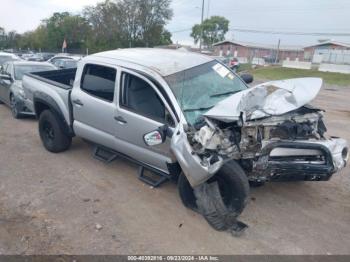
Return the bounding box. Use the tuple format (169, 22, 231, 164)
(165, 60, 248, 124)
(14, 65, 55, 80)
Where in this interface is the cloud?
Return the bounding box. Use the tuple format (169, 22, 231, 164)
(1, 0, 350, 46)
(0, 0, 101, 33)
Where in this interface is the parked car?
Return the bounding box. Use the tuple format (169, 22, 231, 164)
(0, 61, 56, 118)
(48, 54, 82, 65)
(53, 58, 78, 69)
(0, 52, 20, 67)
(41, 52, 56, 61)
(263, 55, 278, 64)
(21, 52, 36, 61)
(22, 49, 348, 234)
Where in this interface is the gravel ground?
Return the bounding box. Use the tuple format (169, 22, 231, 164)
(0, 82, 349, 255)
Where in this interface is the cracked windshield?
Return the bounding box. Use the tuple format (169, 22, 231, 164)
(165, 60, 247, 124)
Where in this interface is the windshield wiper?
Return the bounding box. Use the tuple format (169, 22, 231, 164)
(183, 106, 214, 112)
(210, 90, 240, 98)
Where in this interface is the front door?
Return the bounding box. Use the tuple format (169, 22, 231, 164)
(115, 69, 176, 173)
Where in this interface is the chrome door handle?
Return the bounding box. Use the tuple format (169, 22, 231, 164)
(114, 116, 127, 124)
(72, 99, 84, 106)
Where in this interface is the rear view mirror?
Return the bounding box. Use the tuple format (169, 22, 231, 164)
(240, 74, 254, 84)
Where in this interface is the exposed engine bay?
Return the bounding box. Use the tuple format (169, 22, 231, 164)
(172, 78, 348, 187)
(187, 105, 332, 183)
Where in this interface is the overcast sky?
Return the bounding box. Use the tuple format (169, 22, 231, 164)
(1, 0, 350, 47)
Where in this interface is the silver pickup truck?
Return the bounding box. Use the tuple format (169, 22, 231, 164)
(23, 48, 348, 235)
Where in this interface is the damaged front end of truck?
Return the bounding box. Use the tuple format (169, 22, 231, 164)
(171, 77, 348, 235)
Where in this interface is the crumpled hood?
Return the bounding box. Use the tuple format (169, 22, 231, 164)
(204, 78, 323, 122)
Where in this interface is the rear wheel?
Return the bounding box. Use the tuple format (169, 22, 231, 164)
(39, 110, 72, 153)
(178, 161, 249, 231)
(10, 94, 21, 119)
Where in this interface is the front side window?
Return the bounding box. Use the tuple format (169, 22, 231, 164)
(81, 64, 116, 102)
(165, 61, 248, 125)
(120, 73, 167, 123)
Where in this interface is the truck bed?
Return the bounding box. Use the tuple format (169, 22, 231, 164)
(22, 68, 77, 125)
(27, 68, 77, 90)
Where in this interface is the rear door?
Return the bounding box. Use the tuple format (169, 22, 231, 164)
(115, 69, 177, 172)
(71, 63, 118, 148)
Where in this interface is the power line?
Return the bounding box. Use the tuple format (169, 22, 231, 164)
(229, 28, 350, 36)
(170, 27, 350, 37)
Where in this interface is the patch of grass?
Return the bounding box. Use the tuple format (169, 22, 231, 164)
(243, 66, 350, 86)
(237, 63, 253, 73)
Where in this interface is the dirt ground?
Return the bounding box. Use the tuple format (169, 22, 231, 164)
(0, 82, 349, 255)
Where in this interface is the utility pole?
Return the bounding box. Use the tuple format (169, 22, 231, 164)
(199, 0, 205, 51)
(206, 0, 210, 19)
(275, 39, 281, 64)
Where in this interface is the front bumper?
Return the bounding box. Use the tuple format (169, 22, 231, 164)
(253, 138, 348, 181)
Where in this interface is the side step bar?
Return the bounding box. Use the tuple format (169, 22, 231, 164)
(93, 146, 118, 163)
(138, 166, 172, 188)
(93, 145, 171, 188)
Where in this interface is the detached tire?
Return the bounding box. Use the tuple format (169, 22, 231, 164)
(178, 161, 249, 231)
(39, 110, 72, 153)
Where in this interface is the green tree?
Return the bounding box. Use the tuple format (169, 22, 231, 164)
(43, 12, 91, 52)
(84, 0, 173, 49)
(191, 16, 229, 49)
(83, 0, 123, 53)
(2, 0, 174, 53)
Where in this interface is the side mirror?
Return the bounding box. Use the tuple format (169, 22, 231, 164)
(144, 125, 173, 146)
(0, 74, 12, 82)
(240, 74, 254, 84)
(144, 130, 165, 146)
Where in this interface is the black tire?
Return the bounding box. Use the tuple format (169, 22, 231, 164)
(178, 161, 250, 231)
(10, 94, 21, 119)
(39, 110, 72, 153)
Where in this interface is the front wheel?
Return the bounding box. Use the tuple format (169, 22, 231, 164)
(39, 110, 72, 153)
(178, 161, 250, 231)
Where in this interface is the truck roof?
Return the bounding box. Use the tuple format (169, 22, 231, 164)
(90, 48, 214, 76)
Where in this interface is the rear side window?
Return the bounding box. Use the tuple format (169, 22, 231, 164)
(81, 64, 116, 102)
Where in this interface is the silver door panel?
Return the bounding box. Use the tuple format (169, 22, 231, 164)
(73, 121, 116, 149)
